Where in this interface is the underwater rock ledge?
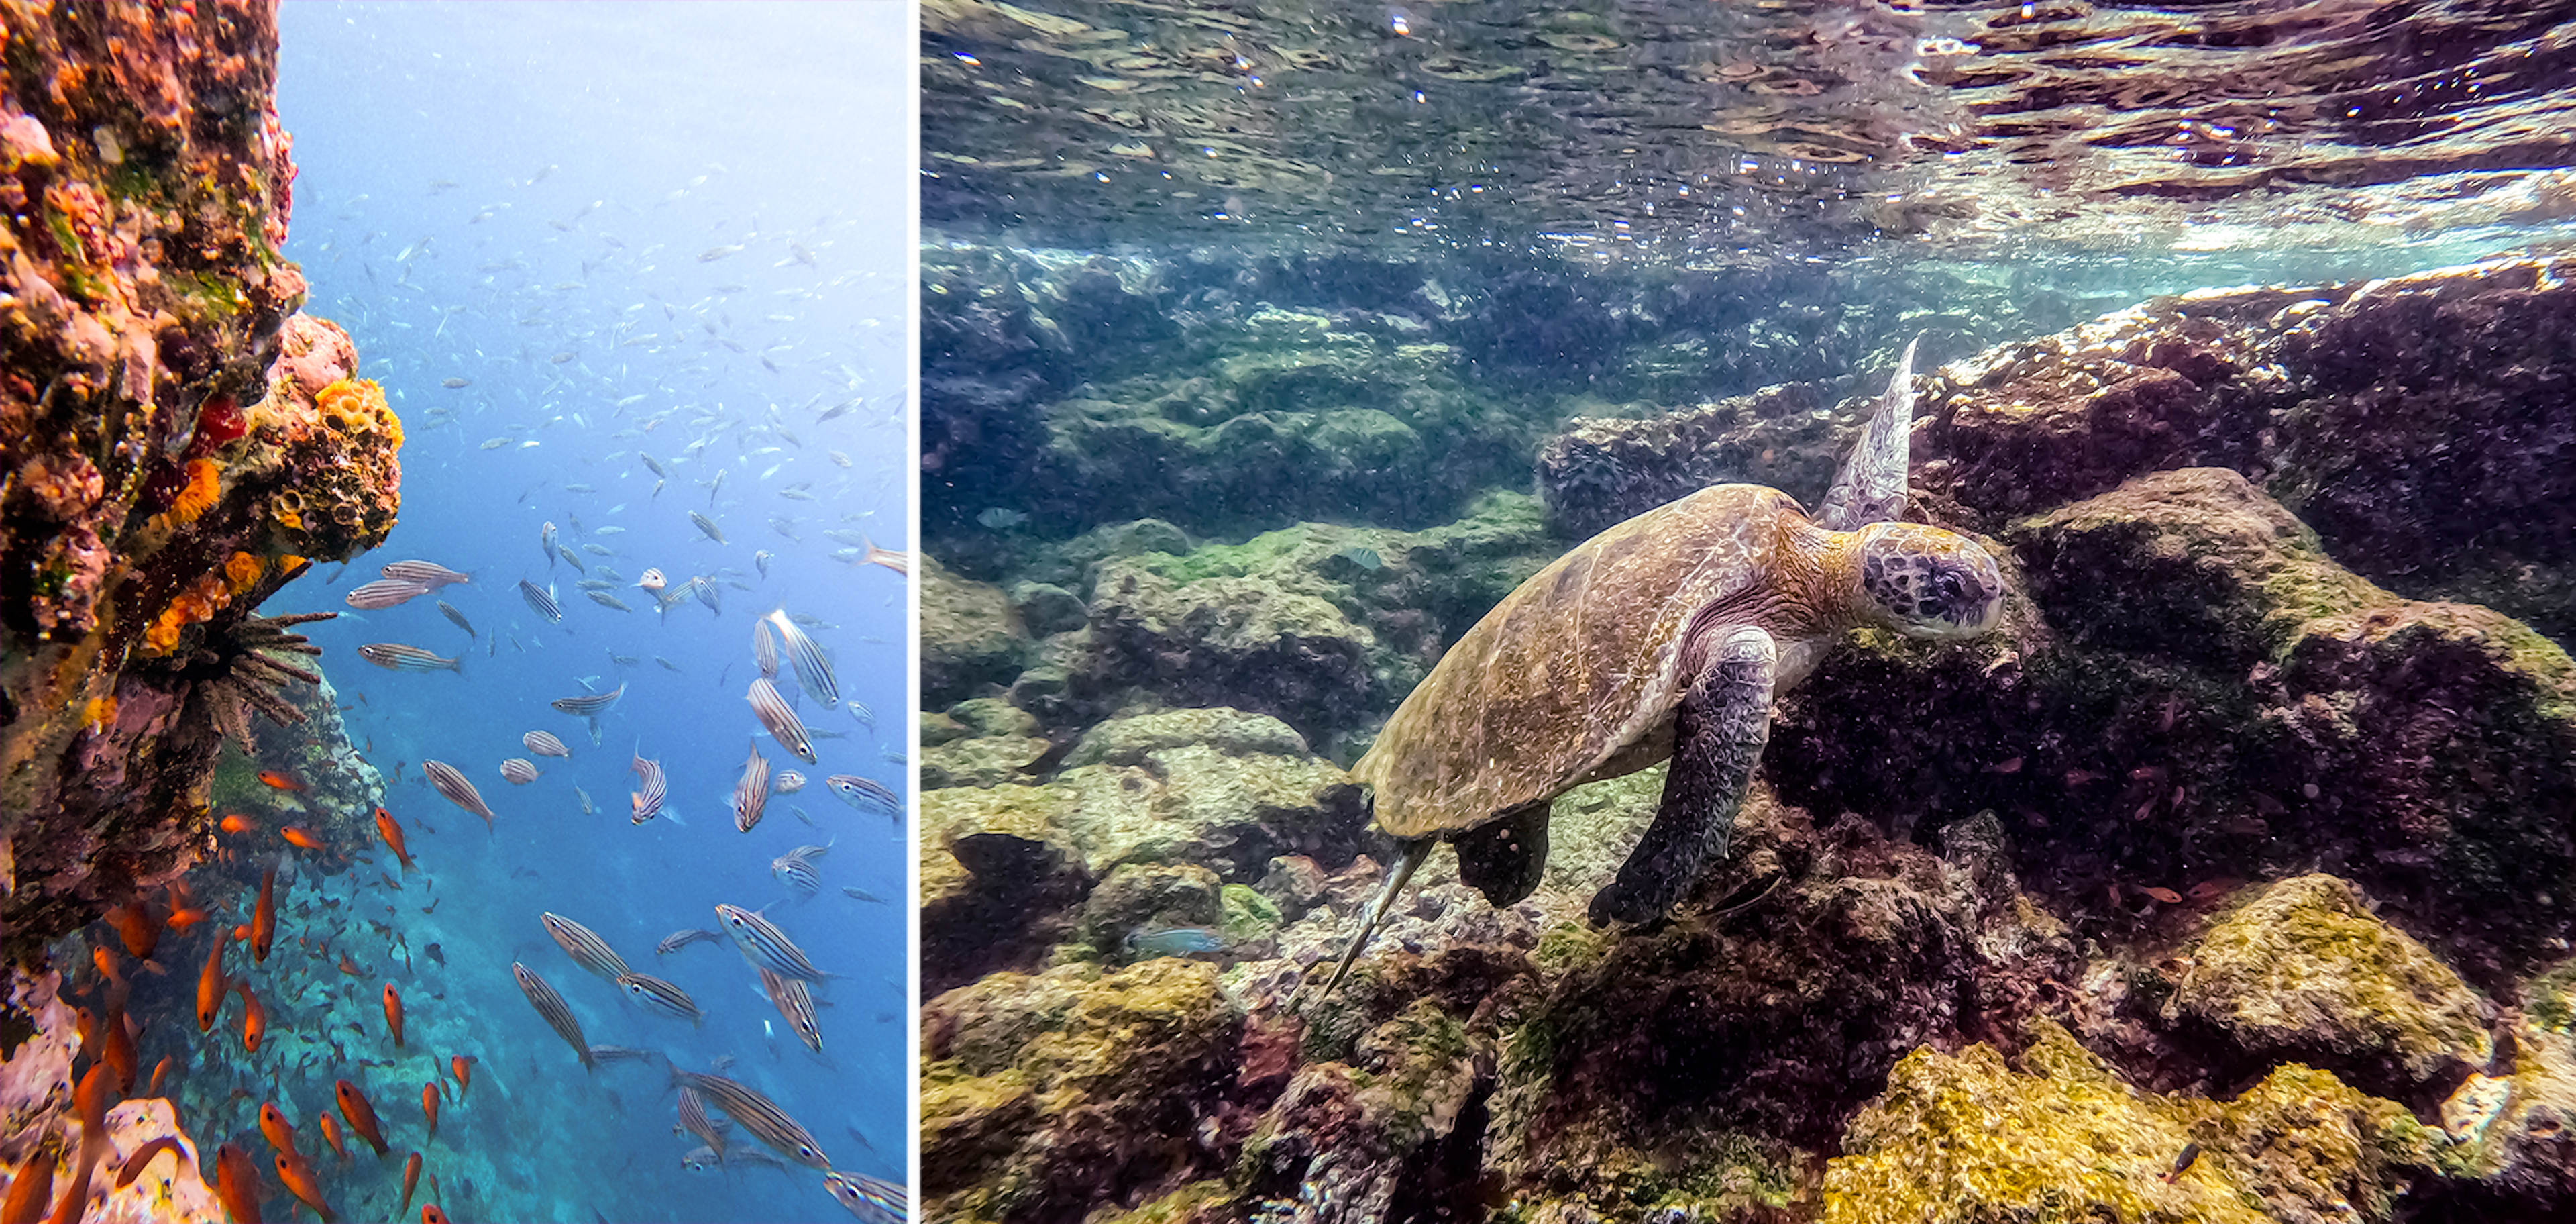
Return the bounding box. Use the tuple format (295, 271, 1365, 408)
(0, 1, 398, 962)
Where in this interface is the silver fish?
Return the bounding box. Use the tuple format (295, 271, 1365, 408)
(557, 544, 587, 574)
(733, 742, 772, 833)
(676, 1086, 729, 1164)
(758, 967, 821, 1053)
(541, 912, 633, 984)
(587, 590, 634, 612)
(747, 678, 816, 764)
(500, 758, 541, 784)
(523, 730, 571, 758)
(714, 903, 828, 982)
(754, 550, 772, 578)
(630, 750, 667, 824)
(616, 971, 702, 1025)
(518, 579, 563, 623)
(825, 774, 900, 824)
(824, 1172, 906, 1224)
(357, 642, 462, 674)
(422, 760, 494, 822)
(345, 578, 433, 611)
(581, 543, 614, 557)
(684, 1144, 788, 1174)
(670, 1070, 829, 1170)
(541, 521, 558, 570)
(380, 560, 471, 587)
(551, 683, 624, 715)
(763, 609, 838, 709)
(752, 619, 780, 679)
(848, 701, 875, 733)
(841, 886, 887, 905)
(690, 511, 725, 544)
(771, 846, 823, 899)
(511, 962, 594, 1071)
(773, 770, 806, 794)
(655, 928, 724, 956)
(437, 600, 476, 638)
(694, 578, 722, 615)
(587, 1044, 663, 1066)
(576, 784, 595, 815)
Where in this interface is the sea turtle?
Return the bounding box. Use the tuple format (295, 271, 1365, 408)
(1311, 340, 2008, 998)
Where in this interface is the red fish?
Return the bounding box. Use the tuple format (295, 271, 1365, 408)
(237, 982, 266, 1054)
(100, 1000, 136, 1096)
(90, 946, 124, 990)
(448, 1055, 472, 1099)
(2139, 885, 2185, 904)
(250, 866, 276, 964)
(219, 813, 256, 835)
(1, 1139, 54, 1223)
(420, 1082, 439, 1139)
(374, 808, 413, 872)
(103, 901, 160, 960)
(147, 1055, 171, 1099)
(256, 771, 305, 793)
(195, 928, 233, 1033)
(337, 953, 361, 977)
(317, 1112, 349, 1161)
(421, 1207, 448, 1224)
(272, 1147, 335, 1224)
(213, 1143, 261, 1224)
(165, 907, 209, 933)
(382, 984, 405, 1049)
(280, 825, 325, 852)
(399, 1152, 423, 1216)
(335, 1080, 389, 1158)
(258, 1101, 298, 1157)
(115, 1136, 184, 1189)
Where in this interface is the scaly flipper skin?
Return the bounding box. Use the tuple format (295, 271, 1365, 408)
(1814, 338, 1919, 533)
(1588, 625, 1778, 926)
(1306, 837, 1434, 1003)
(1456, 801, 1551, 907)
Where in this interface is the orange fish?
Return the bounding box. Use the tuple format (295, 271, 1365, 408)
(334, 1080, 389, 1157)
(103, 901, 160, 959)
(195, 928, 233, 1034)
(237, 982, 266, 1054)
(100, 1001, 136, 1096)
(231, 923, 250, 943)
(280, 825, 325, 852)
(212, 1143, 260, 1224)
(374, 808, 413, 872)
(256, 771, 306, 793)
(420, 1082, 439, 1140)
(258, 1101, 298, 1157)
(147, 1055, 171, 1099)
(114, 1135, 184, 1190)
(91, 945, 125, 990)
(272, 1147, 335, 1224)
(421, 1207, 447, 1224)
(382, 984, 405, 1049)
(337, 953, 361, 977)
(2139, 885, 2185, 904)
(219, 813, 256, 835)
(165, 907, 209, 933)
(317, 1112, 349, 1161)
(448, 1055, 472, 1099)
(399, 1152, 422, 1215)
(250, 866, 276, 964)
(1, 1137, 55, 1223)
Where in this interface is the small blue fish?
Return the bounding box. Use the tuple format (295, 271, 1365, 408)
(977, 507, 1030, 530)
(1124, 926, 1226, 960)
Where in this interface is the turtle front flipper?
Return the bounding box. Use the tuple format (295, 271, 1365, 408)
(1813, 336, 1919, 531)
(1456, 801, 1550, 907)
(1588, 625, 1777, 927)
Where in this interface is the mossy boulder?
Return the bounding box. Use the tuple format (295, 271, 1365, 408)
(1823, 1019, 2439, 1224)
(922, 553, 1031, 706)
(1075, 862, 1224, 963)
(2174, 874, 2491, 1103)
(920, 696, 1049, 789)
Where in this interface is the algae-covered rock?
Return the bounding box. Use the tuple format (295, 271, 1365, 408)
(1823, 1019, 2438, 1224)
(920, 695, 1049, 789)
(922, 552, 1032, 706)
(920, 958, 1245, 1221)
(1536, 379, 1854, 540)
(1075, 862, 1224, 963)
(2174, 874, 2491, 1102)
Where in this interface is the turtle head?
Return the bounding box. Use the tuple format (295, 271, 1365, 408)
(1852, 523, 2005, 640)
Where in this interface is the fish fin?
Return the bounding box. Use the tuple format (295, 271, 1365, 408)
(1303, 837, 1432, 1008)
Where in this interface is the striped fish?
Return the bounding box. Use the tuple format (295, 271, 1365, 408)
(630, 750, 667, 825)
(751, 619, 779, 678)
(763, 609, 839, 709)
(637, 568, 667, 591)
(522, 730, 570, 758)
(676, 1085, 729, 1164)
(690, 511, 726, 544)
(714, 903, 828, 982)
(587, 1044, 663, 1066)
(550, 683, 624, 716)
(757, 967, 821, 1053)
(861, 541, 908, 577)
(541, 912, 633, 984)
(694, 578, 722, 615)
(518, 580, 563, 623)
(824, 1172, 906, 1224)
(500, 758, 541, 785)
(826, 774, 900, 825)
(848, 701, 875, 733)
(655, 928, 723, 956)
(421, 760, 494, 825)
(437, 601, 476, 638)
(357, 642, 462, 674)
(511, 962, 594, 1072)
(345, 578, 433, 610)
(615, 972, 702, 1026)
(771, 844, 828, 898)
(380, 560, 470, 587)
(576, 784, 595, 815)
(773, 770, 807, 794)
(747, 678, 816, 764)
(685, 1144, 789, 1174)
(733, 743, 772, 833)
(669, 1070, 829, 1170)
(586, 590, 633, 611)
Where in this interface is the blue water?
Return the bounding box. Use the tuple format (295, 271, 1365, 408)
(242, 5, 913, 1220)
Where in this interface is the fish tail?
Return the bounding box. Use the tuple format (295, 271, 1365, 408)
(1304, 837, 1432, 1008)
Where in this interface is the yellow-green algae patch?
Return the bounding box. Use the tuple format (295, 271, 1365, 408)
(1823, 1019, 2439, 1223)
(2175, 874, 2490, 1087)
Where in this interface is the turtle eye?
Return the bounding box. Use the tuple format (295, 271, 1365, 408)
(1935, 570, 1965, 603)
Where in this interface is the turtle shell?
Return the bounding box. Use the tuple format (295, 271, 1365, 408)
(1354, 483, 1836, 840)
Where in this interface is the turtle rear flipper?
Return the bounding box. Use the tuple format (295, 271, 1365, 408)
(1589, 625, 1776, 927)
(1303, 837, 1434, 1007)
(1456, 801, 1550, 907)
